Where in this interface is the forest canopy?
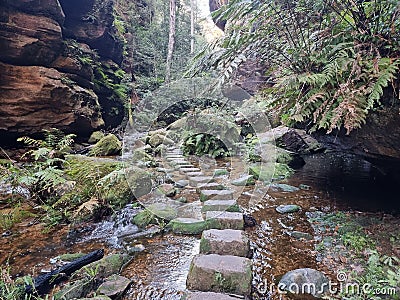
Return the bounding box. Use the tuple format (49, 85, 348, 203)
(191, 0, 400, 134)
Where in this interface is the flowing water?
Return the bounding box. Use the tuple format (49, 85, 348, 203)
(1, 152, 399, 299)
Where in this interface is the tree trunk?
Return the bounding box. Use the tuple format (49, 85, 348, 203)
(165, 0, 176, 83)
(190, 0, 196, 54)
(25, 249, 104, 295)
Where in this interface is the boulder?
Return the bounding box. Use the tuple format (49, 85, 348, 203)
(148, 133, 174, 148)
(276, 204, 301, 214)
(89, 134, 122, 156)
(186, 254, 252, 295)
(200, 229, 250, 257)
(88, 131, 105, 144)
(122, 166, 152, 199)
(74, 254, 131, 278)
(278, 268, 329, 299)
(97, 274, 131, 298)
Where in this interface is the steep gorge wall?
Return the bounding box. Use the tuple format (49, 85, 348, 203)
(0, 0, 126, 142)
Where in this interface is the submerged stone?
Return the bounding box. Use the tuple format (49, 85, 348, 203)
(276, 204, 301, 214)
(278, 268, 329, 299)
(271, 183, 300, 192)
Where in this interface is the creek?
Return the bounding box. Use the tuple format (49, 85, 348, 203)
(0, 151, 399, 299)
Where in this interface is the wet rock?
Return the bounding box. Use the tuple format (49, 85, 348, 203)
(289, 231, 313, 240)
(213, 169, 229, 176)
(89, 134, 122, 156)
(231, 175, 255, 186)
(126, 244, 145, 255)
(175, 180, 189, 188)
(271, 183, 300, 192)
(195, 182, 225, 192)
(299, 184, 311, 190)
(88, 131, 105, 144)
(79, 296, 112, 300)
(124, 167, 152, 199)
(58, 252, 87, 262)
(184, 291, 240, 299)
(186, 254, 252, 295)
(243, 214, 257, 227)
(169, 218, 216, 235)
(279, 129, 324, 154)
(148, 134, 174, 148)
(189, 176, 215, 187)
(278, 268, 329, 299)
(74, 254, 131, 278)
(276, 204, 301, 214)
(200, 229, 250, 257)
(206, 211, 244, 230)
(202, 200, 239, 213)
(199, 190, 234, 202)
(53, 278, 94, 300)
(97, 274, 131, 298)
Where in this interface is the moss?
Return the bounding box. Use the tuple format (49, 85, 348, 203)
(89, 134, 122, 156)
(58, 252, 87, 262)
(168, 218, 218, 235)
(199, 237, 212, 253)
(133, 209, 155, 227)
(249, 163, 293, 182)
(213, 169, 229, 176)
(88, 131, 105, 144)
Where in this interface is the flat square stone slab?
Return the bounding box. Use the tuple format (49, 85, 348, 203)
(186, 292, 240, 300)
(196, 182, 225, 192)
(186, 254, 252, 295)
(189, 176, 214, 187)
(200, 229, 249, 257)
(201, 200, 238, 212)
(169, 218, 209, 235)
(206, 211, 244, 230)
(200, 189, 234, 201)
(179, 167, 201, 174)
(186, 172, 204, 177)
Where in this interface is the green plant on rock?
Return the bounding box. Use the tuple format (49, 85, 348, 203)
(190, 0, 400, 134)
(182, 133, 230, 158)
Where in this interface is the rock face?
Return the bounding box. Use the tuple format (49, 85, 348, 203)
(0, 0, 126, 141)
(0, 62, 104, 136)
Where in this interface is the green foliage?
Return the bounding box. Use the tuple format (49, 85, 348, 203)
(191, 0, 400, 133)
(0, 206, 33, 230)
(182, 133, 230, 158)
(0, 267, 45, 300)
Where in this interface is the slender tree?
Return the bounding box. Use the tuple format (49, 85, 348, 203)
(165, 0, 176, 83)
(190, 0, 196, 54)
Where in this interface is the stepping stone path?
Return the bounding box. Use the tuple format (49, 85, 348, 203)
(157, 147, 252, 298)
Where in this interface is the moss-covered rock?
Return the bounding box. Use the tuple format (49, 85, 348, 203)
(124, 167, 152, 199)
(168, 218, 218, 235)
(88, 131, 105, 144)
(133, 209, 155, 227)
(74, 254, 132, 278)
(148, 134, 174, 148)
(89, 134, 122, 156)
(249, 163, 293, 182)
(53, 278, 95, 300)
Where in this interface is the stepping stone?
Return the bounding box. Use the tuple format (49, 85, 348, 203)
(174, 180, 189, 188)
(169, 218, 214, 235)
(186, 172, 204, 177)
(186, 254, 252, 295)
(179, 167, 201, 174)
(200, 229, 250, 257)
(196, 182, 225, 192)
(189, 176, 215, 187)
(231, 175, 255, 186)
(200, 190, 234, 201)
(186, 292, 239, 300)
(165, 156, 184, 160)
(201, 200, 239, 212)
(213, 169, 229, 176)
(206, 211, 244, 230)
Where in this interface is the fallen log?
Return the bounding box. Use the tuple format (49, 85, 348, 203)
(25, 249, 104, 295)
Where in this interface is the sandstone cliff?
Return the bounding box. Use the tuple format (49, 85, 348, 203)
(0, 0, 126, 142)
